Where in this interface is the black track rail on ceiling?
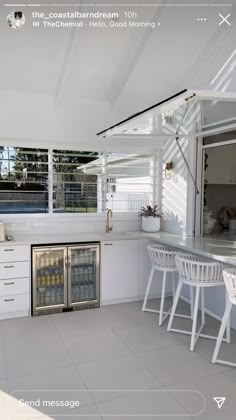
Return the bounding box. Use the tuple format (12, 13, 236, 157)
(96, 88, 188, 137)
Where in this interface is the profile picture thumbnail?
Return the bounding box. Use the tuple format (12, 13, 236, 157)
(7, 11, 26, 29)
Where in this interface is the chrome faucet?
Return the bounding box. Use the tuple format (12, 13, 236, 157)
(106, 208, 113, 233)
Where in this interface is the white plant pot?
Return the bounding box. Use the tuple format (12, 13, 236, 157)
(141, 216, 160, 233)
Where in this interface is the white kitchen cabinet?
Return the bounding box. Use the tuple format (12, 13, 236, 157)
(0, 261, 30, 280)
(0, 245, 30, 263)
(205, 144, 236, 184)
(101, 240, 139, 302)
(0, 244, 30, 320)
(0, 294, 29, 314)
(0, 277, 29, 297)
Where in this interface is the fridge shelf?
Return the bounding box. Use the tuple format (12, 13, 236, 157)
(37, 278, 64, 287)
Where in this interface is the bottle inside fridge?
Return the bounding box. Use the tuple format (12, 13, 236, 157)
(70, 247, 97, 303)
(35, 248, 65, 309)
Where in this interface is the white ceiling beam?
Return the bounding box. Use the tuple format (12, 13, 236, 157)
(54, 1, 81, 105)
(109, 0, 167, 109)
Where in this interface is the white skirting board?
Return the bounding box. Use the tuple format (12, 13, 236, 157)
(0, 310, 29, 320)
(101, 292, 173, 306)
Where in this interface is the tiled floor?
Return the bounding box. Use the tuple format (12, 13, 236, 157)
(1, 299, 236, 419)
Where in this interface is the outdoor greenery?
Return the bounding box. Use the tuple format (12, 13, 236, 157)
(0, 147, 100, 213)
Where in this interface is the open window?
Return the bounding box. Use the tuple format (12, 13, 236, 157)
(201, 132, 236, 237)
(97, 89, 236, 236)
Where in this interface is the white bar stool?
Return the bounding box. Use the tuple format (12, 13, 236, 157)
(142, 244, 192, 326)
(212, 268, 236, 367)
(167, 253, 230, 351)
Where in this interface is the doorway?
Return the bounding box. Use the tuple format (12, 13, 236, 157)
(199, 132, 236, 237)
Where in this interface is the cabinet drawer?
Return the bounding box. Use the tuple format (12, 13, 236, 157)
(0, 293, 29, 314)
(0, 277, 29, 296)
(0, 261, 30, 280)
(0, 245, 30, 263)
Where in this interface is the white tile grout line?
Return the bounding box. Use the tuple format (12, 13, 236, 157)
(51, 308, 164, 412)
(1, 304, 232, 418)
(50, 313, 106, 418)
(4, 3, 233, 6)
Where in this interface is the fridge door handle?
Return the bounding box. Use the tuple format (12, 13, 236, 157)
(65, 255, 71, 267)
(67, 251, 72, 307)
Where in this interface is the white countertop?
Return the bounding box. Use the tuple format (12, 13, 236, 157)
(128, 231, 236, 266)
(2, 231, 136, 246)
(2, 230, 236, 266)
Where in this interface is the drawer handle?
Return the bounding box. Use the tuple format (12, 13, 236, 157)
(4, 298, 14, 302)
(4, 249, 14, 252)
(4, 282, 15, 286)
(4, 265, 14, 269)
(104, 243, 113, 246)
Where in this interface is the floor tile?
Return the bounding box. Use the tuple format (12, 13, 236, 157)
(99, 302, 157, 332)
(1, 301, 235, 420)
(166, 372, 236, 420)
(7, 365, 93, 418)
(147, 297, 191, 322)
(136, 342, 230, 386)
(3, 319, 72, 378)
(0, 331, 7, 381)
(117, 324, 179, 354)
(97, 390, 189, 417)
(67, 331, 132, 365)
(29, 403, 102, 420)
(78, 355, 161, 403)
(52, 309, 112, 342)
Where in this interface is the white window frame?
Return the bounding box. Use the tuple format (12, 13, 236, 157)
(0, 148, 158, 219)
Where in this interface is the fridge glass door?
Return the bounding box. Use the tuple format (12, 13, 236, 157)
(68, 245, 99, 305)
(33, 247, 67, 311)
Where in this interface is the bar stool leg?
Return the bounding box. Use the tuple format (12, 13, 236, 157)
(212, 299, 232, 364)
(142, 267, 155, 312)
(190, 286, 194, 320)
(172, 272, 176, 303)
(167, 279, 183, 331)
(201, 288, 205, 325)
(225, 290, 231, 344)
(159, 271, 167, 326)
(190, 286, 200, 352)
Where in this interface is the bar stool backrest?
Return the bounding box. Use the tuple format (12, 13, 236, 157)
(223, 268, 236, 305)
(147, 244, 176, 269)
(175, 253, 223, 284)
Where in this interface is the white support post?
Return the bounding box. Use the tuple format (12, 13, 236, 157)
(150, 150, 159, 206)
(102, 152, 107, 213)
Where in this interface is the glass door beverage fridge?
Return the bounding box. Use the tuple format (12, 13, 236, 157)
(32, 243, 100, 315)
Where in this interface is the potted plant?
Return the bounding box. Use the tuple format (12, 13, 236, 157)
(139, 205, 162, 233)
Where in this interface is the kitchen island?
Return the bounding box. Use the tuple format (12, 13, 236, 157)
(129, 231, 236, 267)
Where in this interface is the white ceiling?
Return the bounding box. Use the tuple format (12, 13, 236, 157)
(0, 0, 235, 149)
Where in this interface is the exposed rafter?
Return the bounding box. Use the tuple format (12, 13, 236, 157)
(108, 0, 167, 108)
(54, 1, 81, 105)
